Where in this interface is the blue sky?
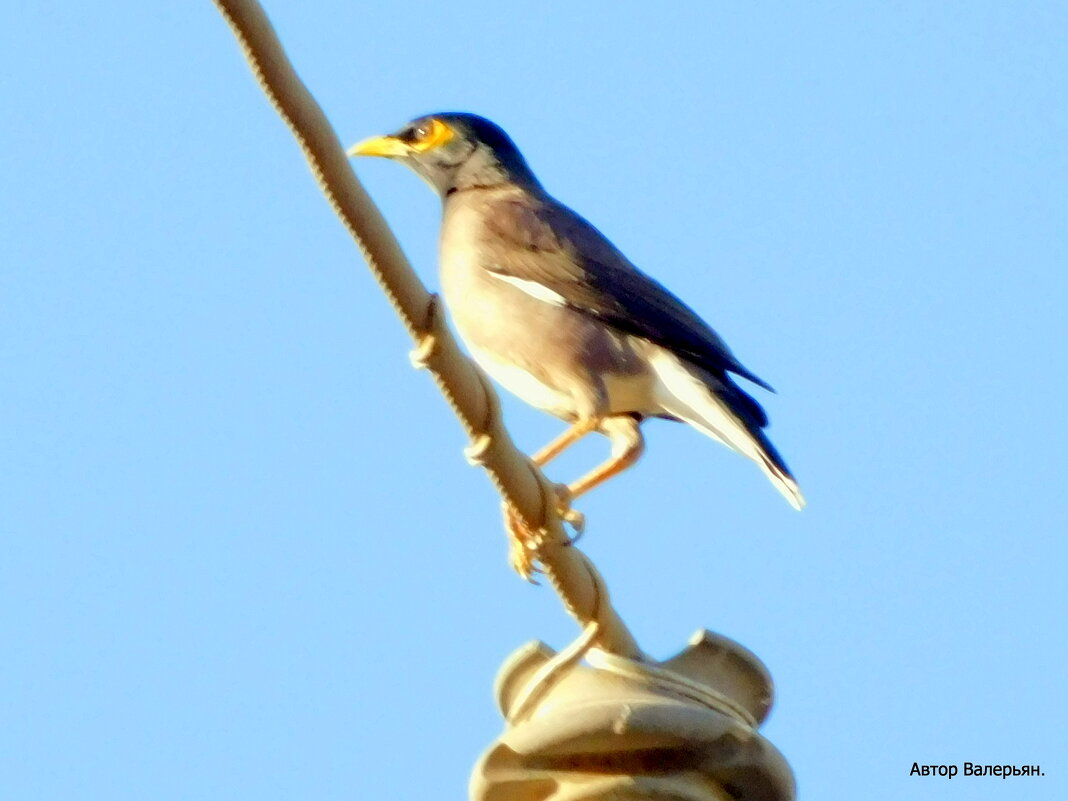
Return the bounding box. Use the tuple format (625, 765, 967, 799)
(2, 2, 1065, 799)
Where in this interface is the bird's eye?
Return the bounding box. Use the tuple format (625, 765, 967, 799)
(401, 122, 433, 144)
(405, 118, 455, 152)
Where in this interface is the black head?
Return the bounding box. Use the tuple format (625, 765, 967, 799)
(348, 112, 541, 197)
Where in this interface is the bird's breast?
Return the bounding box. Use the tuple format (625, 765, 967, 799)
(438, 240, 578, 416)
(438, 201, 659, 420)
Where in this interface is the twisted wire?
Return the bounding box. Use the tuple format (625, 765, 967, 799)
(211, 0, 640, 658)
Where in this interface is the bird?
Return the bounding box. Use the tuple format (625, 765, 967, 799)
(348, 113, 804, 571)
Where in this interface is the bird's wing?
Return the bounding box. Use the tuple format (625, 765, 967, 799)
(480, 197, 774, 392)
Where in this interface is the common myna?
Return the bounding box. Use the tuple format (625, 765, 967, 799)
(349, 113, 804, 559)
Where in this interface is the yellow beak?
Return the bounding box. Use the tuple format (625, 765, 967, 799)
(346, 135, 410, 159)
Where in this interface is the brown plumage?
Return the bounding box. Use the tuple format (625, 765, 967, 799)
(349, 112, 804, 568)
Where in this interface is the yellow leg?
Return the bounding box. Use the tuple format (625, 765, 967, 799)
(505, 418, 599, 581)
(531, 418, 598, 466)
(504, 416, 644, 581)
(566, 416, 645, 500)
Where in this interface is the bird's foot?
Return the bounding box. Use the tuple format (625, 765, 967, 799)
(504, 504, 544, 583)
(552, 483, 585, 542)
(502, 486, 585, 582)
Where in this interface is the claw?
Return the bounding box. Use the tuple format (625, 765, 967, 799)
(552, 483, 584, 541)
(562, 508, 585, 541)
(504, 504, 542, 583)
(510, 542, 541, 585)
(500, 484, 586, 580)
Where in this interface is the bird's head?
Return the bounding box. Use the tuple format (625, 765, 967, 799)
(347, 112, 540, 197)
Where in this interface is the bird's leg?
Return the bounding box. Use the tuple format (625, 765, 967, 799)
(532, 417, 601, 534)
(565, 415, 645, 501)
(504, 417, 643, 579)
(531, 418, 598, 466)
(504, 418, 600, 579)
(503, 502, 542, 582)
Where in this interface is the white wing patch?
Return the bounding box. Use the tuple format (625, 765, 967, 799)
(487, 271, 567, 306)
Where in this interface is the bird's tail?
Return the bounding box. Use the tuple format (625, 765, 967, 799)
(649, 350, 806, 510)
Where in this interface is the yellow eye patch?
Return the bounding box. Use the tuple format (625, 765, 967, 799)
(409, 118, 455, 152)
